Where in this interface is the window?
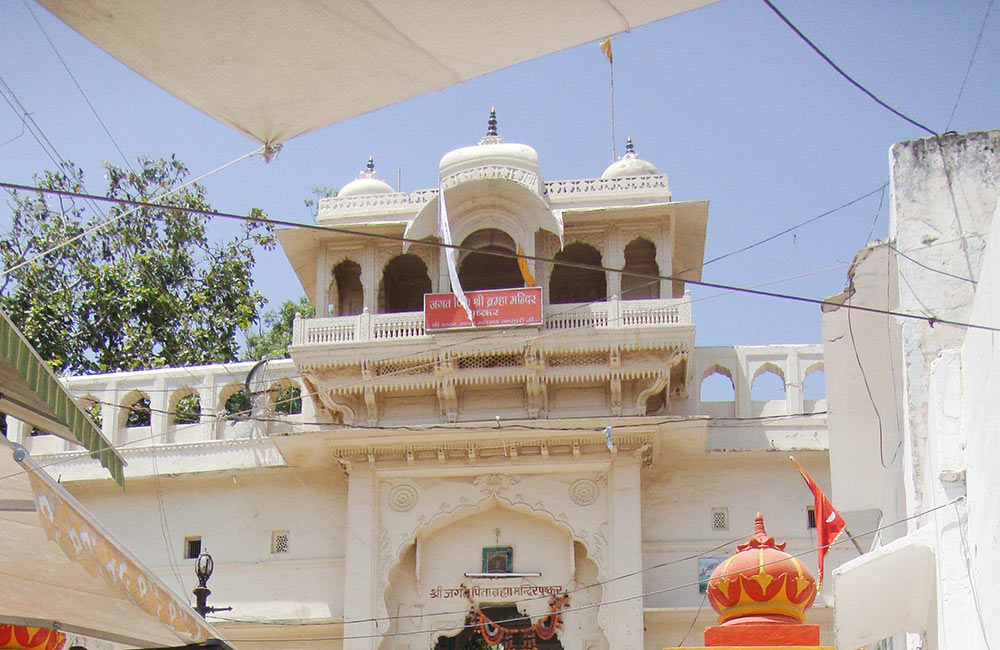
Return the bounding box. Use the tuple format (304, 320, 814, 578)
(807, 506, 817, 529)
(271, 530, 290, 554)
(482, 546, 513, 573)
(712, 507, 729, 531)
(126, 396, 151, 427)
(184, 536, 202, 559)
(333, 260, 364, 316)
(549, 242, 606, 304)
(379, 254, 431, 313)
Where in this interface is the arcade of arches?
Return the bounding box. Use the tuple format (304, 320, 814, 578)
(324, 233, 661, 317)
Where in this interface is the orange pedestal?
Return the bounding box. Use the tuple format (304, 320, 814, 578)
(704, 622, 819, 647)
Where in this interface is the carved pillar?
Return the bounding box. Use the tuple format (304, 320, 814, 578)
(606, 226, 624, 299)
(316, 245, 330, 317)
(598, 456, 643, 650)
(343, 465, 379, 650)
(735, 351, 751, 418)
(362, 244, 377, 314)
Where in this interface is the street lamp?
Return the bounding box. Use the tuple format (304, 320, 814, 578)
(192, 551, 232, 618)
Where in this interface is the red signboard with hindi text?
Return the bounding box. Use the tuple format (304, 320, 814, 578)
(424, 286, 543, 330)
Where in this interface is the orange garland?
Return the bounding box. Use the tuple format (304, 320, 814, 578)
(465, 592, 569, 648)
(0, 626, 66, 650)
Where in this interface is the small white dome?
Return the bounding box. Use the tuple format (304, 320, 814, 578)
(601, 138, 660, 179)
(339, 157, 394, 197)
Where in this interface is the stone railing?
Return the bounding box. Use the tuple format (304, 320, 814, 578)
(316, 174, 673, 220)
(12, 360, 304, 456)
(543, 174, 671, 205)
(317, 188, 438, 219)
(294, 295, 693, 347)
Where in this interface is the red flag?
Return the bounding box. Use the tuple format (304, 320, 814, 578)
(790, 456, 846, 588)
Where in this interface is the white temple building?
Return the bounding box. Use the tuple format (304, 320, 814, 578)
(5, 115, 850, 650)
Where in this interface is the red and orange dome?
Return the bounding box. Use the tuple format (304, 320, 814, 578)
(706, 513, 817, 625)
(0, 626, 65, 650)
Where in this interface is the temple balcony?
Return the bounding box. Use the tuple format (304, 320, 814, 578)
(291, 294, 692, 349)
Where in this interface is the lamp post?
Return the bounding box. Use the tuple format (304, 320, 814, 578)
(192, 551, 232, 618)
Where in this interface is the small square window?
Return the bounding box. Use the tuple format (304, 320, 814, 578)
(184, 536, 202, 559)
(482, 546, 513, 573)
(271, 530, 289, 554)
(711, 507, 729, 531)
(807, 507, 817, 529)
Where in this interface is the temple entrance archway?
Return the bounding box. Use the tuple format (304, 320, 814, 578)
(433, 604, 565, 650)
(458, 229, 523, 291)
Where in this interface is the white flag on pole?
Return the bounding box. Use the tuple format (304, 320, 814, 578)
(439, 183, 475, 323)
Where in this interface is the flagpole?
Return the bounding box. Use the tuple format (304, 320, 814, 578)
(609, 51, 617, 160)
(843, 528, 865, 555)
(600, 37, 616, 160)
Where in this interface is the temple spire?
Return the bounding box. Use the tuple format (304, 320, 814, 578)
(480, 107, 503, 145)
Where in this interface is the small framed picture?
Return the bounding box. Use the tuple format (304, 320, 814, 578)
(698, 557, 727, 593)
(482, 546, 513, 573)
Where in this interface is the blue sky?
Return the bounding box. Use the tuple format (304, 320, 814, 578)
(1, 0, 997, 348)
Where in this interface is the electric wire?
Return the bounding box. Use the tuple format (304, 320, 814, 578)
(20, 0, 134, 171)
(685, 183, 887, 276)
(2, 181, 998, 334)
(212, 496, 965, 641)
(0, 149, 263, 278)
(946, 0, 994, 132)
(760, 0, 937, 137)
(885, 241, 976, 284)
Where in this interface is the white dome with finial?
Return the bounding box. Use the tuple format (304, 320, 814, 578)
(438, 108, 541, 193)
(601, 138, 660, 179)
(339, 157, 395, 197)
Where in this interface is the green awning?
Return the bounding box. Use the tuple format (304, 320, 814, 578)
(0, 309, 125, 485)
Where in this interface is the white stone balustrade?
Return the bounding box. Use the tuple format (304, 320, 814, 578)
(315, 175, 672, 221)
(13, 359, 305, 455)
(294, 295, 693, 347)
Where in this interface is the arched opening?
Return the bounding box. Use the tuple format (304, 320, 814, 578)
(549, 243, 606, 304)
(803, 367, 826, 400)
(379, 254, 431, 313)
(701, 368, 735, 402)
(621, 238, 659, 300)
(700, 366, 735, 417)
(751, 366, 786, 401)
(333, 259, 364, 316)
(124, 394, 151, 428)
(272, 382, 303, 415)
(458, 229, 523, 291)
(81, 396, 102, 428)
(171, 389, 201, 425)
(225, 388, 253, 421)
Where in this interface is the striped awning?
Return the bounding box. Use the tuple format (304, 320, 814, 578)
(0, 310, 125, 485)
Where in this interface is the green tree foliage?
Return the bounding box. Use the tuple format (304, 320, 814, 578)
(244, 295, 315, 361)
(0, 156, 275, 374)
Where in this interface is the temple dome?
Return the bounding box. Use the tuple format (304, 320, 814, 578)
(437, 108, 542, 194)
(601, 137, 660, 179)
(706, 514, 818, 625)
(339, 157, 394, 197)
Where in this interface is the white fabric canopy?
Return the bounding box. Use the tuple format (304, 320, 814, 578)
(39, 0, 717, 145)
(0, 438, 224, 647)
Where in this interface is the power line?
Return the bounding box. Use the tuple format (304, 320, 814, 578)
(689, 183, 887, 275)
(2, 181, 998, 334)
(946, 0, 994, 132)
(20, 0, 134, 171)
(760, 0, 937, 136)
